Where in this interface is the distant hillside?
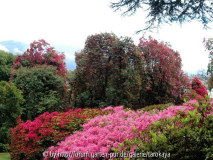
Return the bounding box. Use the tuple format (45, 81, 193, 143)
(0, 40, 80, 71)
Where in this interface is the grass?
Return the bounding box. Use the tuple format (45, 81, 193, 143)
(0, 152, 11, 160)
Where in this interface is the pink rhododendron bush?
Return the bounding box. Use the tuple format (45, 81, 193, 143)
(44, 98, 213, 160)
(10, 108, 114, 160)
(191, 76, 208, 97)
(184, 76, 209, 102)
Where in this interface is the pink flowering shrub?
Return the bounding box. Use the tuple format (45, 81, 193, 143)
(10, 108, 114, 160)
(11, 39, 67, 79)
(184, 76, 208, 101)
(123, 97, 213, 160)
(191, 76, 208, 97)
(45, 103, 199, 160)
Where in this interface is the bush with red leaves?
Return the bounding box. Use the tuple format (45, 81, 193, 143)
(192, 76, 208, 97)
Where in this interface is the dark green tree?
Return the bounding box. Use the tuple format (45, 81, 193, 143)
(0, 81, 24, 151)
(11, 65, 66, 120)
(0, 50, 15, 81)
(110, 0, 213, 32)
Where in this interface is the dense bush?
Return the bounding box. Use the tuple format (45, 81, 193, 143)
(123, 97, 213, 160)
(141, 103, 174, 112)
(0, 50, 15, 81)
(191, 76, 208, 97)
(184, 76, 208, 101)
(0, 81, 24, 152)
(183, 89, 204, 101)
(44, 103, 201, 159)
(10, 108, 114, 160)
(11, 65, 66, 120)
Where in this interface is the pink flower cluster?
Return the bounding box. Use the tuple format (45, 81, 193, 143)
(11, 39, 68, 79)
(192, 76, 208, 97)
(10, 108, 113, 160)
(45, 103, 198, 160)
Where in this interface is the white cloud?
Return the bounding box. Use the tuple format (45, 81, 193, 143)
(0, 44, 9, 52)
(14, 48, 21, 53)
(64, 52, 75, 60)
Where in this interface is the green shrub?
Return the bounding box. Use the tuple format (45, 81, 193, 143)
(0, 81, 24, 152)
(141, 103, 174, 112)
(124, 97, 213, 160)
(11, 65, 66, 121)
(0, 50, 15, 82)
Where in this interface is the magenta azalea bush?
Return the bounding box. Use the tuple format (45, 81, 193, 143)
(123, 97, 213, 160)
(191, 76, 208, 97)
(44, 100, 210, 160)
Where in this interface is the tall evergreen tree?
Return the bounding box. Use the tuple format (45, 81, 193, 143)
(110, 0, 213, 32)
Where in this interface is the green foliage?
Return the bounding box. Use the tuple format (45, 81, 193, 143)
(11, 65, 66, 121)
(141, 103, 174, 112)
(0, 81, 24, 152)
(0, 152, 11, 160)
(123, 97, 213, 160)
(0, 50, 15, 81)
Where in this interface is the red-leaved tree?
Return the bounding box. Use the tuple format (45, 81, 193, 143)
(11, 39, 67, 78)
(73, 33, 143, 108)
(71, 34, 190, 109)
(138, 36, 191, 105)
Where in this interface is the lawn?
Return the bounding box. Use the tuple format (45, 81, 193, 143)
(0, 152, 11, 160)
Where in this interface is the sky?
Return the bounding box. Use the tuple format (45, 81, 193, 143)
(0, 0, 213, 74)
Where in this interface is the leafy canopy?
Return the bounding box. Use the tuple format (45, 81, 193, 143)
(11, 65, 66, 120)
(138, 36, 190, 105)
(73, 32, 143, 108)
(0, 50, 15, 81)
(110, 0, 213, 32)
(72, 33, 190, 109)
(0, 81, 24, 152)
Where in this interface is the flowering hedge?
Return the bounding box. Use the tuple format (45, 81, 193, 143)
(123, 97, 213, 160)
(44, 101, 208, 160)
(10, 108, 114, 160)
